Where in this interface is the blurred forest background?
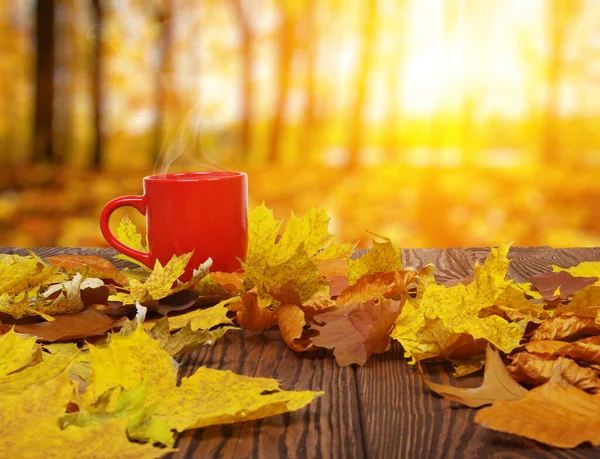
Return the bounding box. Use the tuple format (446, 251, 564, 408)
(0, 0, 599, 249)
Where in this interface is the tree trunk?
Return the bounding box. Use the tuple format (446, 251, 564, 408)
(33, 0, 55, 163)
(90, 0, 103, 169)
(299, 0, 317, 163)
(268, 13, 296, 164)
(153, 0, 174, 162)
(231, 0, 252, 160)
(347, 0, 376, 168)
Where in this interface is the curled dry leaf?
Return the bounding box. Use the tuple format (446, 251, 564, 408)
(530, 313, 600, 341)
(521, 340, 570, 355)
(45, 255, 128, 285)
(420, 346, 527, 408)
(506, 352, 600, 392)
(336, 269, 417, 306)
(275, 303, 312, 352)
(555, 335, 600, 365)
(475, 381, 600, 448)
(234, 290, 276, 331)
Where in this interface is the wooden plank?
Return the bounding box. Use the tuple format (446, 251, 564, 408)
(354, 247, 600, 458)
(171, 329, 365, 459)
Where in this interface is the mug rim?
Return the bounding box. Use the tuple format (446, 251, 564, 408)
(144, 171, 246, 182)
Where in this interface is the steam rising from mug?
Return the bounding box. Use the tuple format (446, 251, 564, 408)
(153, 104, 228, 176)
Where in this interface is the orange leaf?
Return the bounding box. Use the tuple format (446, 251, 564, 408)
(210, 272, 244, 292)
(337, 270, 416, 306)
(522, 340, 570, 355)
(555, 335, 600, 365)
(235, 290, 276, 331)
(14, 309, 126, 342)
(475, 381, 600, 448)
(421, 346, 527, 408)
(46, 255, 127, 285)
(274, 303, 312, 352)
(530, 313, 600, 341)
(310, 299, 402, 366)
(507, 352, 600, 392)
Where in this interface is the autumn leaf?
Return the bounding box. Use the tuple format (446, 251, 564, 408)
(82, 323, 322, 433)
(153, 367, 322, 432)
(421, 346, 527, 408)
(15, 309, 126, 342)
(489, 284, 551, 323)
(507, 351, 600, 392)
(475, 380, 600, 448)
(449, 357, 485, 377)
(553, 261, 600, 285)
(554, 335, 600, 365)
(311, 298, 403, 366)
(529, 312, 600, 341)
(244, 244, 328, 305)
(147, 315, 237, 357)
(234, 290, 277, 330)
(529, 271, 597, 300)
(246, 203, 283, 265)
(556, 285, 600, 317)
(0, 328, 39, 376)
(348, 234, 402, 284)
(0, 254, 66, 296)
(42, 342, 91, 385)
(337, 269, 417, 306)
(114, 214, 151, 270)
(521, 340, 570, 355)
(275, 303, 312, 352)
(393, 245, 524, 363)
(143, 297, 234, 332)
(45, 255, 128, 286)
(0, 366, 166, 458)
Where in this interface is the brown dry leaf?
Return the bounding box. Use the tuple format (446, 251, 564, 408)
(311, 298, 402, 366)
(275, 303, 312, 352)
(507, 352, 600, 392)
(555, 335, 600, 365)
(15, 309, 126, 342)
(530, 313, 600, 341)
(421, 346, 527, 408)
(522, 340, 570, 355)
(337, 269, 417, 306)
(235, 290, 276, 330)
(475, 380, 600, 448)
(529, 271, 597, 300)
(45, 255, 128, 285)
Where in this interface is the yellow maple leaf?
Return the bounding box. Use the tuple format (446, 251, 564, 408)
(83, 326, 177, 406)
(0, 328, 39, 377)
(113, 215, 151, 270)
(348, 234, 402, 284)
(0, 366, 165, 458)
(245, 244, 328, 304)
(114, 252, 209, 305)
(314, 241, 355, 260)
(143, 298, 235, 332)
(42, 343, 91, 386)
(81, 322, 321, 434)
(419, 244, 523, 354)
(0, 255, 66, 297)
(393, 245, 523, 362)
(246, 203, 283, 265)
(154, 367, 322, 431)
(147, 316, 238, 357)
(557, 285, 600, 317)
(553, 262, 600, 285)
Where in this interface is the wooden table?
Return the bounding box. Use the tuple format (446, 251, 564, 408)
(3, 246, 600, 458)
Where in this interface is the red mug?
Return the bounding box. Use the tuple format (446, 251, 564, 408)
(100, 171, 248, 280)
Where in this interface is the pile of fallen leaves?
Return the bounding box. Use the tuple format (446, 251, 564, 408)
(1, 204, 600, 452)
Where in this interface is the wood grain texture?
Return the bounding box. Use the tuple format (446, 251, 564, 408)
(3, 246, 600, 458)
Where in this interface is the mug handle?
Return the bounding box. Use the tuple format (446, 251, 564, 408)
(99, 195, 152, 268)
